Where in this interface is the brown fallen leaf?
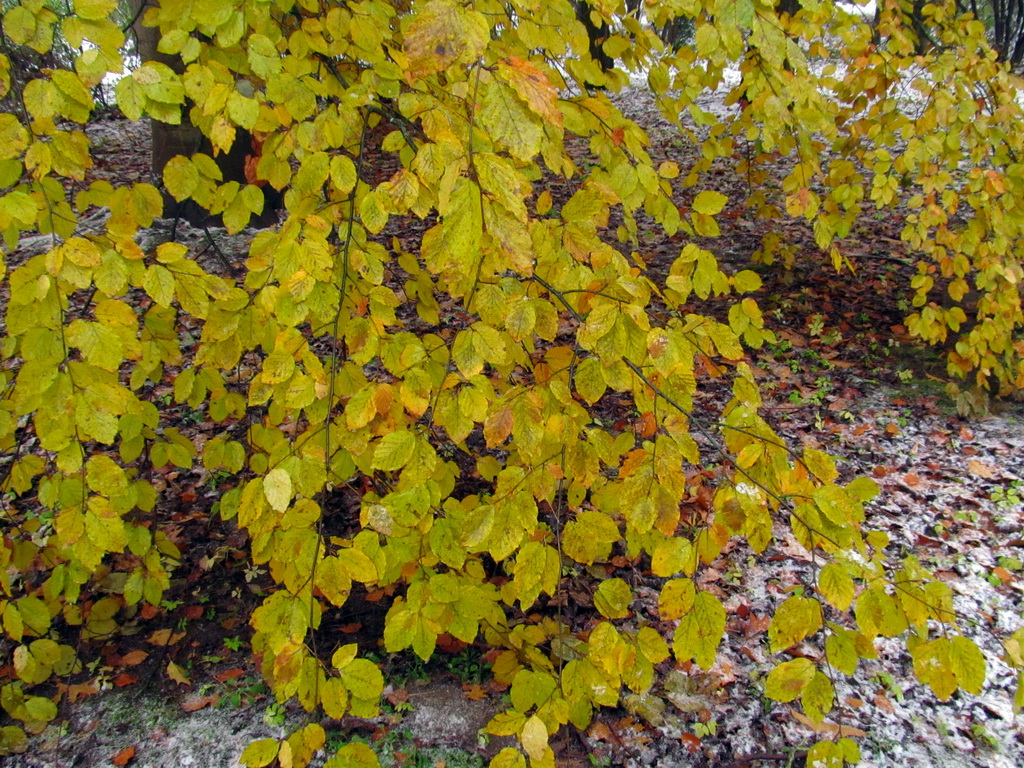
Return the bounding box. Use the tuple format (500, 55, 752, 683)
(790, 711, 867, 737)
(969, 459, 997, 479)
(181, 694, 219, 712)
(874, 693, 895, 713)
(112, 745, 136, 766)
(148, 629, 186, 647)
(384, 688, 409, 707)
(61, 680, 100, 703)
(680, 733, 702, 754)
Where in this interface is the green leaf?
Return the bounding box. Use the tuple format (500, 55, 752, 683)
(227, 91, 259, 130)
(802, 670, 834, 722)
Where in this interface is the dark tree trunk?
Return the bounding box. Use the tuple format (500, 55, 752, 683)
(574, 1, 615, 73)
(132, 2, 279, 227)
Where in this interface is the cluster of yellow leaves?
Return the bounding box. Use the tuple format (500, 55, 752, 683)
(0, 0, 1016, 765)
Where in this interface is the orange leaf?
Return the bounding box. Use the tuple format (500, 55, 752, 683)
(148, 629, 185, 646)
(611, 127, 625, 147)
(588, 721, 613, 742)
(339, 623, 363, 634)
(114, 673, 139, 687)
(790, 711, 866, 737)
(214, 667, 246, 683)
(462, 683, 487, 701)
(992, 566, 1013, 583)
(112, 745, 136, 766)
(140, 604, 159, 620)
(496, 57, 562, 126)
(121, 650, 148, 667)
(435, 633, 467, 653)
(483, 406, 514, 447)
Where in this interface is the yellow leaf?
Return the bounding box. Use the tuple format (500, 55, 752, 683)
(817, 563, 854, 611)
(371, 430, 416, 471)
(404, 0, 489, 79)
(651, 536, 695, 577)
(658, 578, 695, 620)
(167, 661, 191, 686)
(911, 638, 957, 700)
(240, 738, 280, 768)
(330, 155, 357, 194)
(480, 77, 543, 161)
(732, 269, 762, 293)
(950, 636, 985, 694)
(673, 591, 725, 669)
(74, 0, 117, 22)
(263, 468, 292, 512)
(520, 715, 547, 762)
(323, 742, 381, 768)
(764, 658, 814, 703)
(769, 595, 821, 653)
(692, 190, 728, 216)
(594, 578, 632, 619)
(488, 748, 526, 768)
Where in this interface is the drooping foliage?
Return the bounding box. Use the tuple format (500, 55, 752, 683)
(0, 1, 1022, 765)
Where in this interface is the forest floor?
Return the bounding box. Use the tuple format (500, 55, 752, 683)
(5, 81, 1024, 768)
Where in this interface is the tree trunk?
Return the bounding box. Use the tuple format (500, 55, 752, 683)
(131, 1, 279, 227)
